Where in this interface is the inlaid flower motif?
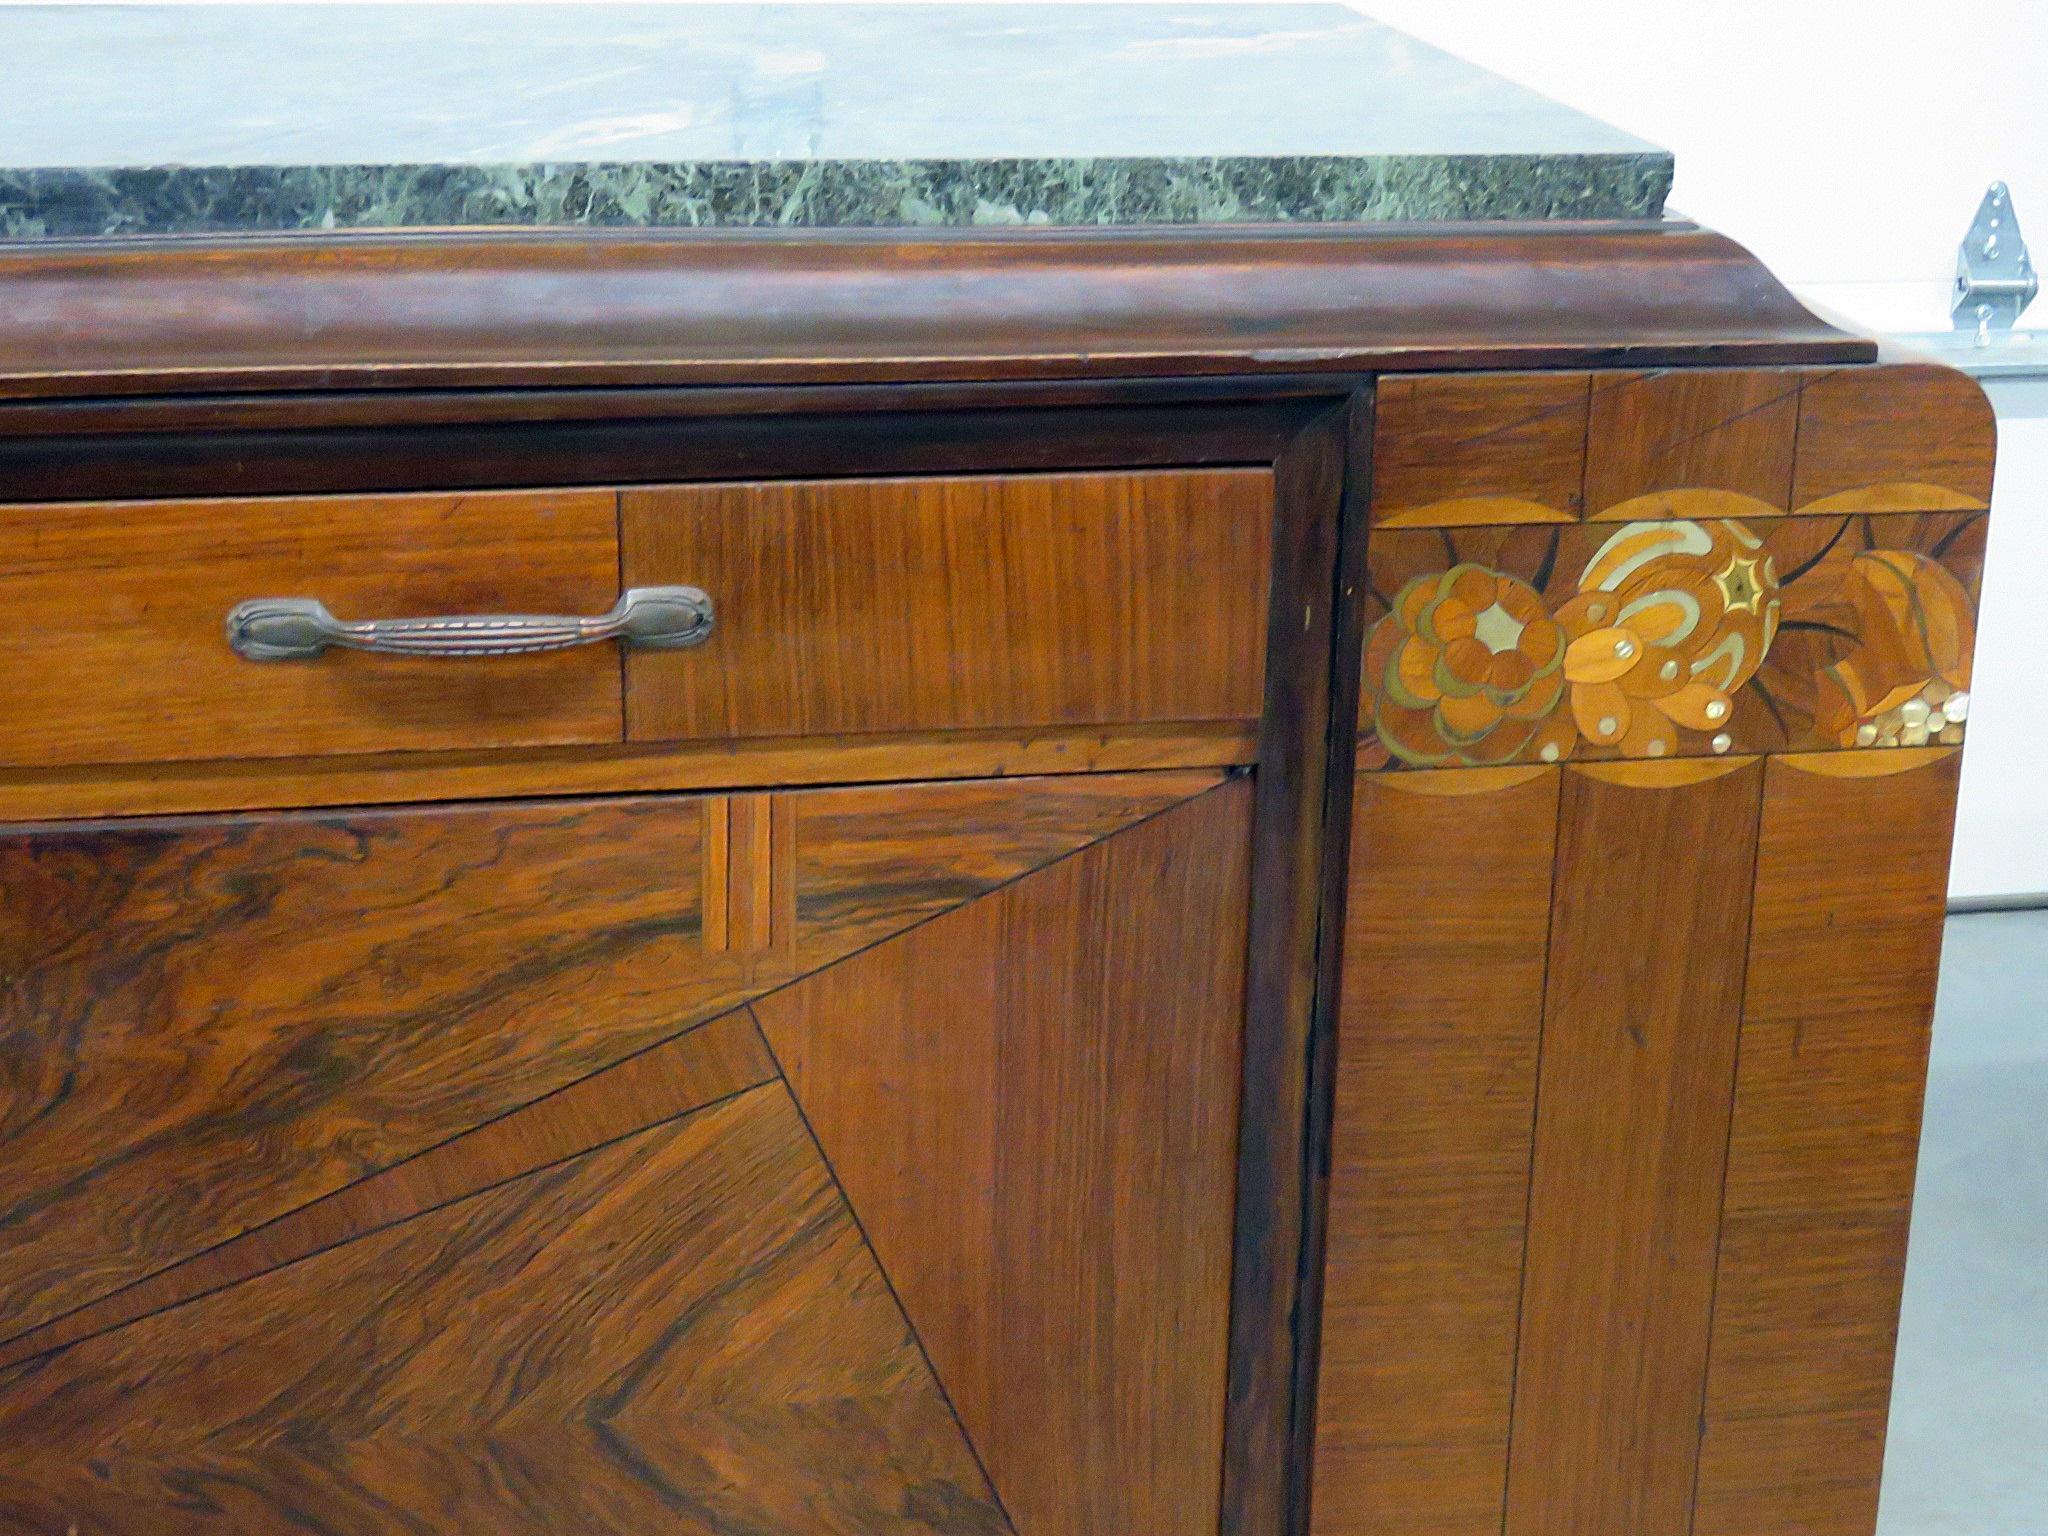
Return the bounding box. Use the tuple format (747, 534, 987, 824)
(1813, 550, 1975, 748)
(1362, 564, 1571, 766)
(1545, 520, 1781, 760)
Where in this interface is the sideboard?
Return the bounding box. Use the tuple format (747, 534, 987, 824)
(0, 219, 1991, 1536)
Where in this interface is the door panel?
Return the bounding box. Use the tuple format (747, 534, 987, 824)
(760, 778, 1252, 1536)
(0, 769, 1253, 1535)
(0, 1080, 1011, 1536)
(0, 770, 1218, 1343)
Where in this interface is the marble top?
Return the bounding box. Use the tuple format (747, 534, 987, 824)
(0, 4, 1673, 237)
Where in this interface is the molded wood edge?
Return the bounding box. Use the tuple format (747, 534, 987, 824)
(0, 224, 1867, 402)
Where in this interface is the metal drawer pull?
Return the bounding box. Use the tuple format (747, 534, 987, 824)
(225, 586, 715, 661)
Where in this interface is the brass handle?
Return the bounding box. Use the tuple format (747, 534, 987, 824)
(225, 586, 714, 661)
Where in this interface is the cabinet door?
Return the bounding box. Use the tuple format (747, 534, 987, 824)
(0, 770, 1252, 1535)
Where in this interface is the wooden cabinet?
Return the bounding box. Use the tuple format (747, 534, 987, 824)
(0, 230, 1993, 1536)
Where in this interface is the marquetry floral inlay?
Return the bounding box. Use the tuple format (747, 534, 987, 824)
(1363, 514, 1983, 766)
(1813, 551, 1974, 749)
(1367, 565, 1569, 766)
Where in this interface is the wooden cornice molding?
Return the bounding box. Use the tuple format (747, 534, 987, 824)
(0, 220, 1869, 402)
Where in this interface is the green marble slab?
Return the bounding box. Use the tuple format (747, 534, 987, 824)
(0, 4, 1673, 237)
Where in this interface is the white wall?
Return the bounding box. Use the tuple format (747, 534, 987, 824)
(1356, 0, 2048, 901)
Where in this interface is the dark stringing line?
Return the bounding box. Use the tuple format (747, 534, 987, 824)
(1931, 511, 1989, 560)
(1530, 523, 1563, 594)
(1777, 517, 1853, 587)
(1775, 619, 1860, 644)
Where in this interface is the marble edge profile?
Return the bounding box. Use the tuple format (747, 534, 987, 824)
(0, 153, 1675, 238)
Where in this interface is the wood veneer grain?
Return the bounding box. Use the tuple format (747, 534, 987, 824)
(622, 469, 1274, 743)
(1370, 371, 1589, 525)
(1793, 363, 1996, 513)
(1312, 765, 1560, 1536)
(1584, 369, 1801, 518)
(757, 779, 1253, 1536)
(0, 488, 622, 768)
(0, 772, 1215, 1341)
(1503, 758, 1765, 1536)
(0, 1009, 774, 1371)
(0, 1083, 1011, 1535)
(1692, 750, 1961, 1536)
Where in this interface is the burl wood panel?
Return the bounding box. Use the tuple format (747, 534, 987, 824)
(1503, 759, 1766, 1536)
(1692, 749, 1962, 1536)
(1312, 765, 1559, 1536)
(0, 1081, 1012, 1536)
(756, 779, 1253, 1536)
(0, 489, 623, 768)
(1359, 512, 1985, 767)
(0, 771, 1215, 1341)
(1370, 372, 1590, 525)
(1583, 369, 1801, 517)
(0, 1009, 774, 1370)
(621, 470, 1273, 741)
(1794, 363, 1997, 514)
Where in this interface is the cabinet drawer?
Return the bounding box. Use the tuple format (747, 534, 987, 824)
(0, 489, 624, 768)
(622, 468, 1274, 742)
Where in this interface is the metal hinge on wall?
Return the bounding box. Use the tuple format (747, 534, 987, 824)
(1883, 181, 2048, 407)
(1952, 181, 2038, 338)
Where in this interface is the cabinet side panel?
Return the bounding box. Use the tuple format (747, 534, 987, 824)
(1583, 369, 1800, 517)
(1370, 372, 1589, 526)
(1312, 765, 1559, 1536)
(1692, 749, 1959, 1536)
(1504, 759, 1765, 1536)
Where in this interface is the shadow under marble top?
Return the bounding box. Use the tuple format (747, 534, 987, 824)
(0, 3, 1674, 236)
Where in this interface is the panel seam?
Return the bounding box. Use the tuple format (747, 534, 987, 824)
(0, 775, 1237, 1362)
(747, 1000, 1022, 1536)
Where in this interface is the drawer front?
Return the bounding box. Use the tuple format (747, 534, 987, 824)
(0, 489, 623, 768)
(0, 769, 1248, 1534)
(622, 468, 1274, 742)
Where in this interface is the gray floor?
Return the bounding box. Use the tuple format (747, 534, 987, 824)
(1878, 910, 2048, 1534)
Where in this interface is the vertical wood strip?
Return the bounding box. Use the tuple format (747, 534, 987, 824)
(769, 791, 799, 955)
(1691, 750, 1961, 1536)
(700, 794, 730, 954)
(1310, 765, 1560, 1536)
(729, 794, 773, 953)
(1504, 758, 1765, 1536)
(705, 794, 791, 959)
(1222, 401, 1354, 1536)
